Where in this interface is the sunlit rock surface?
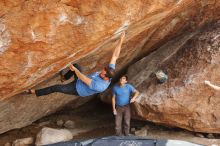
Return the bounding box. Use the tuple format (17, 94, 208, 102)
(0, 0, 219, 99)
(0, 0, 219, 134)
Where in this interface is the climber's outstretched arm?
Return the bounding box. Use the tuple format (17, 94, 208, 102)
(110, 31, 125, 65)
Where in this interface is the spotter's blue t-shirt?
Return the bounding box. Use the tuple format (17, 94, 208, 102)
(112, 83, 136, 106)
(76, 64, 115, 97)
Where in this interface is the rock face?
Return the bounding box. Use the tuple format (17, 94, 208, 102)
(35, 127, 73, 146)
(0, 0, 220, 99)
(127, 22, 220, 133)
(0, 0, 219, 134)
(13, 137, 34, 146)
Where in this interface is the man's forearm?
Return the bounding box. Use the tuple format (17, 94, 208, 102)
(74, 69, 92, 86)
(113, 39, 123, 58)
(132, 91, 139, 100)
(110, 32, 125, 65)
(112, 96, 116, 110)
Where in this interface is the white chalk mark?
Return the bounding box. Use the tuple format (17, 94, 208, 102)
(60, 49, 83, 69)
(0, 23, 11, 54)
(58, 12, 86, 26)
(31, 31, 36, 41)
(74, 16, 85, 25)
(67, 49, 82, 59)
(114, 21, 130, 35)
(59, 12, 68, 23)
(27, 52, 33, 68)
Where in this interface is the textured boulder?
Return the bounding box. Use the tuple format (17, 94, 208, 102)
(0, 0, 219, 134)
(13, 137, 34, 146)
(127, 22, 220, 133)
(35, 127, 73, 145)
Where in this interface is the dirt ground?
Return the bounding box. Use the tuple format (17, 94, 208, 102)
(0, 98, 219, 146)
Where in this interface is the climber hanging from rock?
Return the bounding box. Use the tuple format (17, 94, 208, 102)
(25, 31, 125, 97)
(204, 80, 220, 91)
